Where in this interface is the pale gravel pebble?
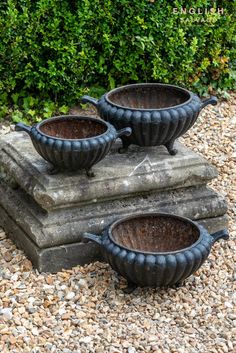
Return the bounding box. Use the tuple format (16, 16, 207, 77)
(0, 308, 13, 320)
(0, 94, 235, 353)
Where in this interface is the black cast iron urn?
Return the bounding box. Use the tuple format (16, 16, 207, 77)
(82, 213, 229, 288)
(81, 83, 217, 155)
(15, 115, 131, 175)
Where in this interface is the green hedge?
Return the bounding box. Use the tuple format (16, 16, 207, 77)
(0, 0, 235, 120)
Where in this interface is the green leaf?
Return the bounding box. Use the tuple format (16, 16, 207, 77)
(12, 110, 23, 123)
(59, 105, 69, 114)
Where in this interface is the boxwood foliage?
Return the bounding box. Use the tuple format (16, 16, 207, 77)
(0, 0, 235, 120)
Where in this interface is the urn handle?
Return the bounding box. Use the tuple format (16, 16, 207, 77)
(116, 127, 132, 138)
(15, 122, 32, 135)
(80, 95, 98, 108)
(82, 232, 102, 245)
(210, 229, 229, 244)
(201, 96, 218, 109)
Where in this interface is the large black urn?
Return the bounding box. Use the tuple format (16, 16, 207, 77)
(81, 83, 217, 155)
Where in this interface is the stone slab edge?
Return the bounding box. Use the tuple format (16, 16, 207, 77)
(0, 133, 218, 210)
(0, 179, 228, 248)
(0, 205, 103, 273)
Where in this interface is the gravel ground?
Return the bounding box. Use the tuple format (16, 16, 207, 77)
(0, 94, 235, 353)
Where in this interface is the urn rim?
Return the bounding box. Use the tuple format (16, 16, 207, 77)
(105, 83, 194, 111)
(36, 115, 112, 141)
(107, 212, 204, 256)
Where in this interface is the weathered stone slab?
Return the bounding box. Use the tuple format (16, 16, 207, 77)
(0, 205, 102, 273)
(0, 179, 227, 248)
(0, 201, 228, 273)
(0, 132, 217, 211)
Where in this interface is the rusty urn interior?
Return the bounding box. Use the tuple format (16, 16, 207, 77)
(39, 116, 107, 139)
(107, 84, 191, 110)
(111, 214, 200, 253)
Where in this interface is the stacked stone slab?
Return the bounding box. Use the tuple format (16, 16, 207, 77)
(0, 132, 227, 272)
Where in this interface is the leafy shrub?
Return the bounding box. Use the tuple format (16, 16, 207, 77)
(0, 0, 235, 121)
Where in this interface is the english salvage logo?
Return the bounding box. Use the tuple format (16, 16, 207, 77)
(173, 7, 225, 23)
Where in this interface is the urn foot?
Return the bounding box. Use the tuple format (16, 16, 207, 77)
(86, 169, 95, 178)
(165, 140, 178, 155)
(175, 281, 185, 288)
(47, 166, 61, 175)
(122, 282, 137, 294)
(118, 140, 131, 154)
